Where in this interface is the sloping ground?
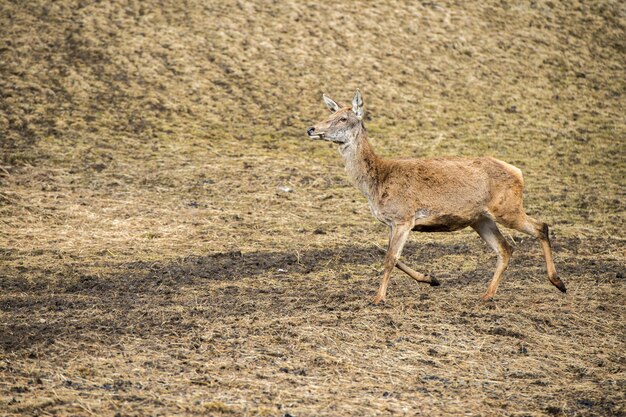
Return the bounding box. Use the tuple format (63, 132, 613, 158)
(1, 1, 625, 416)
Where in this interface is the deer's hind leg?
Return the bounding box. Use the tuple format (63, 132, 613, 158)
(502, 213, 566, 293)
(472, 216, 513, 300)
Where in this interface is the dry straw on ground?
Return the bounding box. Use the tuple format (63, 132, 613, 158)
(1, 1, 625, 416)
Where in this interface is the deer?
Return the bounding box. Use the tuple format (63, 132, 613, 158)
(306, 90, 566, 304)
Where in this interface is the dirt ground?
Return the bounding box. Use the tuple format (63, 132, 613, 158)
(1, 0, 625, 416)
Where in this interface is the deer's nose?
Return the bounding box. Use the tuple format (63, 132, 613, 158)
(307, 127, 315, 136)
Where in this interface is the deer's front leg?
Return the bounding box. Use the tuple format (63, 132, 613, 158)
(372, 222, 413, 304)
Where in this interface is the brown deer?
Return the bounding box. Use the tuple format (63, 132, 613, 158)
(307, 90, 566, 304)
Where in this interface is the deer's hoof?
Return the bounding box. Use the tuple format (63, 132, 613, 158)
(428, 275, 440, 286)
(371, 296, 385, 305)
(552, 277, 567, 293)
(481, 292, 495, 302)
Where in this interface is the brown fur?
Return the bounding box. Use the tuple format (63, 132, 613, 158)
(308, 91, 567, 303)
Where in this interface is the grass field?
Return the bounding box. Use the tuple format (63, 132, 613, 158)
(1, 0, 625, 415)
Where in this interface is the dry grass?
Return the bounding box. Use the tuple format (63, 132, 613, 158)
(1, 0, 625, 416)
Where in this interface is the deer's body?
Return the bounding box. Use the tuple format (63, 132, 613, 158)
(341, 137, 523, 231)
(308, 90, 566, 303)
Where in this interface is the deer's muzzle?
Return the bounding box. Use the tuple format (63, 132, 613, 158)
(307, 126, 324, 140)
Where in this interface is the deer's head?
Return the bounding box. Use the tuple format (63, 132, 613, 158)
(307, 90, 364, 145)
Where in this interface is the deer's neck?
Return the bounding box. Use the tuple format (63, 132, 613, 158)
(339, 128, 382, 198)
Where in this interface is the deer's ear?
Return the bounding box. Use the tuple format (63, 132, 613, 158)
(352, 89, 364, 120)
(322, 94, 341, 113)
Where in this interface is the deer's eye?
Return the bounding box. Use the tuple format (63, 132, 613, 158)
(340, 117, 348, 122)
